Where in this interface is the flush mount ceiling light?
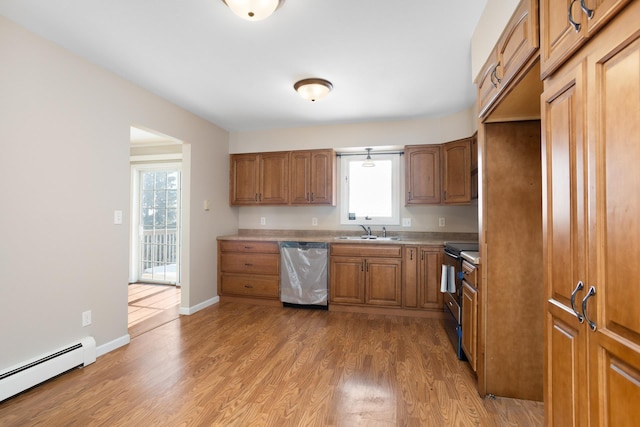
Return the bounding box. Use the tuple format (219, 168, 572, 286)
(362, 148, 375, 167)
(221, 0, 284, 21)
(293, 78, 333, 102)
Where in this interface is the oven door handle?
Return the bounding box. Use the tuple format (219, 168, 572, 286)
(444, 249, 460, 259)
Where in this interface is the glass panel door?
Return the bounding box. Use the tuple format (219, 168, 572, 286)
(139, 168, 181, 284)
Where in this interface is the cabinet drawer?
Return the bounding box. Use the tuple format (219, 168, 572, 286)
(330, 243, 402, 258)
(220, 253, 279, 275)
(219, 240, 280, 254)
(444, 292, 460, 324)
(462, 260, 477, 288)
(220, 273, 279, 298)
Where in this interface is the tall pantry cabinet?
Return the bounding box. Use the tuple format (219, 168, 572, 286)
(541, 1, 640, 425)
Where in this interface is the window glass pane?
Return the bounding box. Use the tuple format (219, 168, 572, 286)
(154, 209, 166, 227)
(142, 208, 154, 228)
(155, 191, 167, 208)
(166, 172, 179, 190)
(141, 190, 154, 208)
(142, 172, 155, 190)
(166, 209, 178, 228)
(166, 190, 178, 208)
(155, 172, 167, 189)
(348, 160, 392, 217)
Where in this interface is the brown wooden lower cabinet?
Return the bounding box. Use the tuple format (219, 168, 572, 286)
(217, 240, 280, 302)
(461, 281, 478, 372)
(418, 247, 443, 310)
(329, 244, 402, 308)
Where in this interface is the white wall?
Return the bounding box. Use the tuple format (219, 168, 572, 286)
(230, 109, 479, 234)
(0, 16, 236, 370)
(471, 0, 520, 81)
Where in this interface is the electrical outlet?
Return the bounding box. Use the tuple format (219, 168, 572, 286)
(260, 217, 266, 225)
(82, 310, 92, 327)
(439, 217, 446, 227)
(312, 217, 318, 226)
(402, 218, 411, 227)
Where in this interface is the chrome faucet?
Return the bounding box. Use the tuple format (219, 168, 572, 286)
(382, 226, 386, 238)
(360, 224, 372, 237)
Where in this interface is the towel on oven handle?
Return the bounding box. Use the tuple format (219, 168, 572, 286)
(448, 266, 456, 293)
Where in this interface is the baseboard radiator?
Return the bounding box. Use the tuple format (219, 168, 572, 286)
(0, 336, 96, 402)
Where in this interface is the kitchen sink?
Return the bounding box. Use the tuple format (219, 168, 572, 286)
(335, 236, 401, 241)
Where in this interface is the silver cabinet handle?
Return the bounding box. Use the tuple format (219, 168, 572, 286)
(568, 0, 581, 32)
(580, 0, 594, 19)
(581, 286, 597, 331)
(570, 281, 585, 323)
(490, 67, 498, 88)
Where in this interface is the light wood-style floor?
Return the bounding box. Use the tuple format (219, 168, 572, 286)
(128, 283, 181, 338)
(0, 302, 544, 426)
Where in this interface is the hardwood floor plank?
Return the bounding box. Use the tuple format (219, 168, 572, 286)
(0, 302, 544, 425)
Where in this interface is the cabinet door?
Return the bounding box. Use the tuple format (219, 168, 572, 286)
(230, 154, 259, 205)
(540, 0, 587, 78)
(290, 151, 311, 204)
(403, 246, 418, 308)
(259, 152, 289, 204)
(418, 248, 443, 310)
(496, 0, 538, 88)
(442, 138, 471, 205)
(588, 23, 640, 426)
(365, 258, 402, 307)
(405, 145, 441, 205)
(542, 56, 590, 427)
(461, 281, 478, 372)
(329, 256, 365, 304)
(309, 150, 335, 205)
(477, 47, 501, 117)
(471, 133, 478, 200)
(540, 0, 631, 78)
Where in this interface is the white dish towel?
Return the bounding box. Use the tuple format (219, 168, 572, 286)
(448, 265, 456, 293)
(440, 264, 448, 292)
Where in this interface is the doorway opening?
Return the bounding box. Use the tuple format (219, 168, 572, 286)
(129, 126, 185, 335)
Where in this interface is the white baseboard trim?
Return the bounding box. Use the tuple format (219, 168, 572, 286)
(179, 296, 219, 315)
(96, 334, 130, 358)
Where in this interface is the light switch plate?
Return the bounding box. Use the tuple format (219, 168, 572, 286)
(402, 218, 411, 227)
(113, 210, 123, 225)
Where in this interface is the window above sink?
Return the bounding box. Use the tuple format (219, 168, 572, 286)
(339, 152, 401, 226)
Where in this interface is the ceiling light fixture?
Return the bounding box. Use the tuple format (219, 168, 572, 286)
(221, 0, 284, 21)
(362, 148, 375, 167)
(294, 78, 333, 102)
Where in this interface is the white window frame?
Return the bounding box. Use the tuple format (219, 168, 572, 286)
(339, 153, 401, 226)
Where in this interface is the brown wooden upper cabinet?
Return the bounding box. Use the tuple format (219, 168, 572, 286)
(442, 138, 472, 205)
(476, 0, 539, 118)
(405, 137, 472, 206)
(405, 145, 441, 205)
(540, 0, 632, 78)
(470, 133, 478, 200)
(229, 152, 290, 205)
(290, 149, 336, 206)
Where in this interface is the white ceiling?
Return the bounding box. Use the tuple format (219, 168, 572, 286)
(0, 0, 487, 132)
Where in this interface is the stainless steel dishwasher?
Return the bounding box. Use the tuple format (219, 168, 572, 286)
(279, 242, 328, 308)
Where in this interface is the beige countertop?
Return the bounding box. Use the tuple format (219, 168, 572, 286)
(218, 229, 479, 247)
(461, 251, 481, 265)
